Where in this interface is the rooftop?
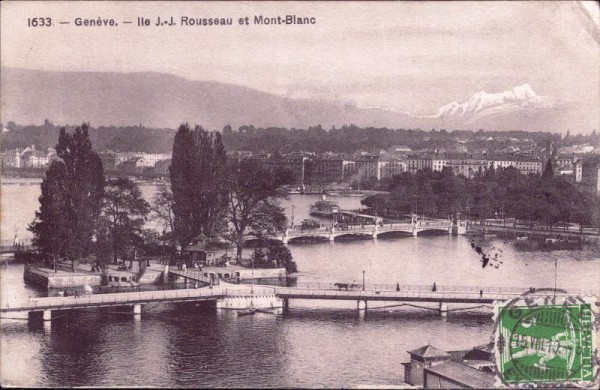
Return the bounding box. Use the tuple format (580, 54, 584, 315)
(424, 360, 496, 388)
(408, 344, 450, 359)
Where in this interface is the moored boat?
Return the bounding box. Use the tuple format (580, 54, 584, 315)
(309, 195, 339, 217)
(237, 308, 257, 316)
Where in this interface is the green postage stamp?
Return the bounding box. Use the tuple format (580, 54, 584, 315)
(495, 295, 598, 387)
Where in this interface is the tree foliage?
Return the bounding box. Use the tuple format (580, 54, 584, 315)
(102, 177, 150, 264)
(362, 166, 600, 228)
(151, 184, 175, 241)
(170, 124, 228, 247)
(224, 159, 287, 260)
(29, 124, 105, 270)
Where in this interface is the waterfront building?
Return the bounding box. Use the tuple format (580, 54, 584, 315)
(431, 155, 448, 172)
(378, 157, 407, 179)
(407, 153, 433, 174)
(355, 155, 383, 180)
(403, 345, 451, 387)
(118, 157, 144, 173)
(402, 344, 496, 389)
(313, 155, 356, 183)
(486, 154, 544, 175)
(259, 154, 313, 185)
(115, 152, 143, 165)
(21, 149, 49, 168)
(2, 149, 21, 168)
(446, 154, 486, 179)
(137, 153, 171, 167)
(580, 156, 600, 196)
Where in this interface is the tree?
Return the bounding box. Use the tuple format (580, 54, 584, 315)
(29, 124, 105, 271)
(542, 159, 555, 181)
(102, 177, 151, 265)
(266, 241, 298, 274)
(28, 163, 69, 269)
(170, 124, 228, 248)
(224, 160, 287, 261)
(151, 184, 175, 241)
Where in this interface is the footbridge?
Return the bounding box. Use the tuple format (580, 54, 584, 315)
(0, 287, 228, 321)
(3, 282, 595, 323)
(273, 220, 466, 244)
(273, 283, 598, 314)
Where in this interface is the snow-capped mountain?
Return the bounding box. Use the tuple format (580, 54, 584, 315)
(414, 84, 556, 119)
(2, 69, 585, 133)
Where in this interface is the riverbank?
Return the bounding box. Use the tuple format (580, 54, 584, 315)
(466, 224, 600, 245)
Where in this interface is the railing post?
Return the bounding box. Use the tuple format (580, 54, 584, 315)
(438, 302, 448, 318)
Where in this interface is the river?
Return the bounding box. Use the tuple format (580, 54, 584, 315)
(1, 180, 599, 387)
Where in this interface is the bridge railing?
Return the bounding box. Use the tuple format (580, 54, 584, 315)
(1, 286, 228, 312)
(223, 287, 276, 297)
(291, 282, 598, 296)
(273, 287, 594, 301)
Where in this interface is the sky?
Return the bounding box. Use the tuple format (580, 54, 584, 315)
(1, 1, 599, 118)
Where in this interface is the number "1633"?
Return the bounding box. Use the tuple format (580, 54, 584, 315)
(28, 18, 52, 27)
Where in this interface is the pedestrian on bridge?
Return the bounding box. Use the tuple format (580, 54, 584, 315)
(396, 283, 400, 291)
(432, 282, 437, 292)
(480, 289, 483, 298)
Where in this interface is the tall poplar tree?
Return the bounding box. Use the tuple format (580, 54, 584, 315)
(29, 124, 105, 271)
(170, 124, 228, 248)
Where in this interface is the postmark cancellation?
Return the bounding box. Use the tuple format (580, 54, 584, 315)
(494, 294, 598, 388)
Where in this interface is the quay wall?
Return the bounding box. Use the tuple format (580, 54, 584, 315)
(24, 266, 102, 291)
(467, 225, 600, 242)
(217, 294, 282, 310)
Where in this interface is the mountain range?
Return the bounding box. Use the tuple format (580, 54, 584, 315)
(0, 68, 583, 133)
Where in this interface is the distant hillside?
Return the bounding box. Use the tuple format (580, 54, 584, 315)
(1, 67, 420, 130)
(1, 68, 584, 133)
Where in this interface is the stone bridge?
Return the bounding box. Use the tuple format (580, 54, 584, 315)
(267, 220, 466, 244)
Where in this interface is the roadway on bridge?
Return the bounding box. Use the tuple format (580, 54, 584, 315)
(3, 282, 596, 313)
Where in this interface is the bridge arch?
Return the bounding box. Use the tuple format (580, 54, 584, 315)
(375, 231, 414, 239)
(415, 228, 449, 236)
(244, 237, 284, 246)
(333, 232, 373, 241)
(287, 235, 330, 244)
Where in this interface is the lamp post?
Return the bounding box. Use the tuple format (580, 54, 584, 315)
(362, 270, 365, 291)
(553, 258, 557, 299)
(291, 205, 295, 228)
(91, 234, 97, 274)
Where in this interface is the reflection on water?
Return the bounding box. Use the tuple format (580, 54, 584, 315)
(1, 185, 599, 387)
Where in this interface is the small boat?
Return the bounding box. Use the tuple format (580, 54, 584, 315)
(237, 308, 257, 316)
(255, 308, 277, 315)
(309, 195, 339, 217)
